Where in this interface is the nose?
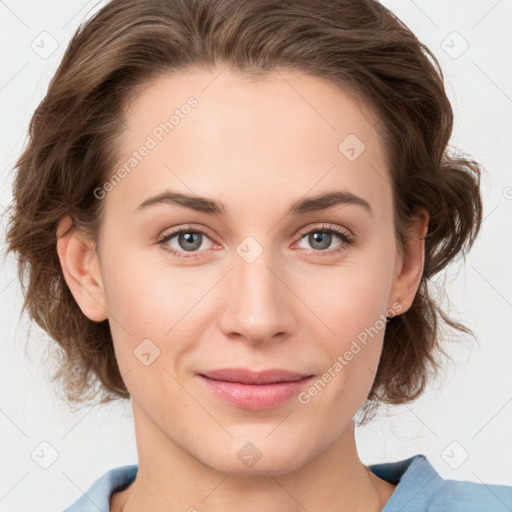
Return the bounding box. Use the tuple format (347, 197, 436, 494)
(218, 245, 296, 345)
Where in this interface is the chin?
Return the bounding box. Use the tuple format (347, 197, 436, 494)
(197, 433, 315, 477)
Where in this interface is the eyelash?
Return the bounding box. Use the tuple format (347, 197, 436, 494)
(156, 223, 354, 259)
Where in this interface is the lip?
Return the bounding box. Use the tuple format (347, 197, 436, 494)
(198, 368, 314, 409)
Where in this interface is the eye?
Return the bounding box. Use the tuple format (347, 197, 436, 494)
(157, 226, 216, 259)
(295, 224, 354, 255)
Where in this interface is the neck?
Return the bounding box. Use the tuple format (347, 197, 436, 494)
(112, 404, 396, 512)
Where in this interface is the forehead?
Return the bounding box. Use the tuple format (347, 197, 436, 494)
(110, 67, 391, 219)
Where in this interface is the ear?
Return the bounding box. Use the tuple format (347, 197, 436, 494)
(387, 207, 429, 315)
(56, 215, 108, 322)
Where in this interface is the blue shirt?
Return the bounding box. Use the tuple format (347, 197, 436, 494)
(62, 454, 512, 511)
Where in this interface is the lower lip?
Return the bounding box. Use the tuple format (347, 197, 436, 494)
(199, 375, 314, 410)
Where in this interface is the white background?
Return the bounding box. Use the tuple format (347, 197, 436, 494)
(1, 0, 511, 510)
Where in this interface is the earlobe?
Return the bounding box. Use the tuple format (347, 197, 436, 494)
(388, 208, 429, 315)
(56, 215, 108, 322)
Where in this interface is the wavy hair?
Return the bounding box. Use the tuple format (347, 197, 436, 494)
(5, 0, 482, 422)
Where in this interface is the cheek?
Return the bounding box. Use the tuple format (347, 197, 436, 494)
(317, 244, 396, 339)
(305, 283, 389, 421)
(100, 244, 220, 384)
(308, 238, 396, 394)
(101, 244, 199, 334)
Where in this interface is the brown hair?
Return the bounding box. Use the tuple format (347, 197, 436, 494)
(5, 0, 482, 422)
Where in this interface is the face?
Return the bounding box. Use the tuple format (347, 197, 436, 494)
(63, 67, 424, 476)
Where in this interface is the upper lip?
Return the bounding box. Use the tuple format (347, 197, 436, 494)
(199, 368, 313, 385)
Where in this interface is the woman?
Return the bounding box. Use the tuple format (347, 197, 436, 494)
(6, 0, 512, 510)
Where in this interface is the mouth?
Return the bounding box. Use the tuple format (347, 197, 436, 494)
(198, 368, 315, 409)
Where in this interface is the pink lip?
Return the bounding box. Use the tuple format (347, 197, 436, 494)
(198, 368, 314, 409)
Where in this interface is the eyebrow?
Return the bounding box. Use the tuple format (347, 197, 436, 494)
(134, 190, 372, 217)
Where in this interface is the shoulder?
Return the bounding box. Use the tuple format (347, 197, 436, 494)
(370, 454, 512, 512)
(62, 465, 138, 512)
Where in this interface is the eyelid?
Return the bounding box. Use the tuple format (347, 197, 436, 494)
(296, 223, 353, 241)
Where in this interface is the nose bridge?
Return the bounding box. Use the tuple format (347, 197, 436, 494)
(219, 238, 294, 343)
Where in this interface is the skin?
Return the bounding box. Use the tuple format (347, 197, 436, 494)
(57, 67, 428, 511)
